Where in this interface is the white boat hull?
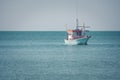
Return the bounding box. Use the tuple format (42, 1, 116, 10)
(64, 36, 91, 45)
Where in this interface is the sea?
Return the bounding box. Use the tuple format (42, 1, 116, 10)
(0, 31, 120, 80)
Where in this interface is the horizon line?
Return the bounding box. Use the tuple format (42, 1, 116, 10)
(0, 30, 120, 32)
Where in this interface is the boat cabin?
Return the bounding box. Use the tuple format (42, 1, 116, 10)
(66, 29, 82, 40)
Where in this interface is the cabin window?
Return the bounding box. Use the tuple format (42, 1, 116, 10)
(76, 32, 81, 36)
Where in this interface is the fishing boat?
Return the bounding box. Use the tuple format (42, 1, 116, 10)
(64, 19, 91, 45)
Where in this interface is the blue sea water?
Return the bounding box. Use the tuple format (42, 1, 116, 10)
(0, 31, 120, 80)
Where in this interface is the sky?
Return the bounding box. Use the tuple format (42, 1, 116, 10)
(0, 0, 120, 31)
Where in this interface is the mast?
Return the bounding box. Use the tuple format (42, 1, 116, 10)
(83, 23, 85, 35)
(76, 18, 79, 29)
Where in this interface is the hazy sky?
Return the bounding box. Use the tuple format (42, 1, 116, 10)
(0, 0, 120, 31)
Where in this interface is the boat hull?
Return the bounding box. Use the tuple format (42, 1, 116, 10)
(64, 36, 91, 45)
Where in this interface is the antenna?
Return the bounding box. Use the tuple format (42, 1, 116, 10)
(65, 24, 68, 30)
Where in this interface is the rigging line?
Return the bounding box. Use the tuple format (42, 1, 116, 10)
(76, 0, 79, 29)
(76, 0, 79, 19)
